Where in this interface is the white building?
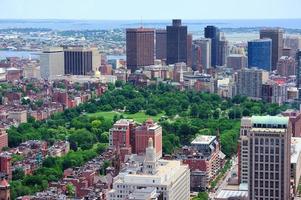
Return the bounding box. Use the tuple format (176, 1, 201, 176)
(40, 47, 64, 79)
(108, 138, 190, 200)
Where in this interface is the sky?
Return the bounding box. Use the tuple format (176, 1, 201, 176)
(0, 0, 300, 20)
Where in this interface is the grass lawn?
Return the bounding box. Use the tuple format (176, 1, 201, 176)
(87, 111, 164, 123)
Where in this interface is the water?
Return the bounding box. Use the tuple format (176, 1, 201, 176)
(0, 19, 301, 31)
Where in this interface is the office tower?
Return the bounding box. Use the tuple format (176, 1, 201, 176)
(40, 47, 64, 79)
(187, 34, 193, 67)
(248, 39, 272, 71)
(192, 39, 211, 71)
(260, 28, 284, 69)
(126, 28, 155, 72)
(109, 119, 136, 161)
(155, 29, 167, 60)
(236, 68, 269, 99)
(64, 47, 100, 75)
(205, 26, 220, 67)
(108, 138, 190, 200)
(276, 56, 296, 77)
(166, 19, 188, 65)
(239, 116, 291, 200)
(134, 119, 162, 159)
(227, 54, 247, 71)
(217, 39, 228, 66)
(296, 50, 301, 100)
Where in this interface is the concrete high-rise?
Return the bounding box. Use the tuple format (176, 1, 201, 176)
(248, 39, 272, 71)
(205, 26, 220, 67)
(40, 47, 64, 79)
(192, 39, 211, 71)
(126, 28, 155, 72)
(64, 47, 100, 75)
(217, 39, 228, 66)
(276, 56, 296, 77)
(155, 29, 167, 60)
(166, 19, 188, 65)
(260, 28, 284, 69)
(239, 116, 291, 200)
(236, 68, 269, 100)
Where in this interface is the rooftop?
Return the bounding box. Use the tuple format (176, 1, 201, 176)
(251, 116, 289, 126)
(191, 135, 216, 145)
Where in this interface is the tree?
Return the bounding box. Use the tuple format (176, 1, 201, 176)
(66, 183, 75, 197)
(69, 129, 96, 150)
(96, 143, 107, 154)
(115, 80, 125, 88)
(12, 167, 25, 180)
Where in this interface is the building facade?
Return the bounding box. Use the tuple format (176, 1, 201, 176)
(238, 116, 291, 200)
(248, 39, 272, 71)
(40, 47, 64, 79)
(276, 56, 296, 77)
(166, 19, 188, 65)
(204, 26, 220, 67)
(155, 29, 167, 60)
(192, 39, 211, 71)
(126, 28, 155, 72)
(260, 29, 284, 69)
(227, 54, 247, 71)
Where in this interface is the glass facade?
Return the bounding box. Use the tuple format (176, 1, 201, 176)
(248, 39, 272, 71)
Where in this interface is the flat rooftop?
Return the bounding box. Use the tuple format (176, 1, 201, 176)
(251, 116, 289, 126)
(191, 135, 216, 145)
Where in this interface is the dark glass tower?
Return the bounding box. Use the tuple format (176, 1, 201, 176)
(204, 26, 220, 67)
(248, 39, 272, 71)
(155, 29, 167, 60)
(166, 19, 187, 65)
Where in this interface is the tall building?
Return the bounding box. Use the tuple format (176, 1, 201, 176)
(296, 50, 301, 100)
(126, 28, 155, 72)
(155, 29, 167, 60)
(166, 19, 188, 65)
(248, 39, 272, 71)
(227, 54, 247, 71)
(108, 138, 190, 200)
(260, 29, 284, 69)
(187, 34, 193, 67)
(40, 47, 64, 79)
(64, 47, 100, 75)
(217, 39, 228, 66)
(284, 36, 301, 55)
(236, 68, 269, 99)
(262, 80, 287, 105)
(192, 39, 211, 71)
(205, 26, 220, 67)
(134, 119, 162, 159)
(239, 116, 291, 200)
(276, 56, 296, 77)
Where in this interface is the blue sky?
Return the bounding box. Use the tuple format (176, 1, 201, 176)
(0, 0, 300, 20)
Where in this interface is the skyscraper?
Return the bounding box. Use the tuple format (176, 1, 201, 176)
(187, 34, 193, 67)
(236, 68, 269, 99)
(260, 28, 284, 69)
(40, 47, 64, 79)
(248, 39, 272, 71)
(217, 39, 228, 66)
(126, 28, 155, 72)
(192, 39, 211, 71)
(239, 116, 291, 200)
(155, 29, 167, 60)
(64, 47, 100, 75)
(205, 26, 220, 67)
(166, 19, 188, 65)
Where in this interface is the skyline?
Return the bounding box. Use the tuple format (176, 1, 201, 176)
(0, 0, 300, 20)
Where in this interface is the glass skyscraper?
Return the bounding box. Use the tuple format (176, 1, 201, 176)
(248, 39, 272, 71)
